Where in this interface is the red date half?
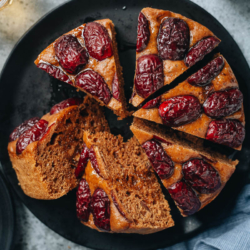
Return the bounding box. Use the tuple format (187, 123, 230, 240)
(182, 158, 221, 194)
(112, 72, 120, 102)
(135, 54, 164, 99)
(158, 95, 202, 127)
(91, 188, 111, 231)
(54, 34, 89, 74)
(157, 18, 190, 60)
(187, 56, 225, 87)
(142, 96, 161, 109)
(50, 97, 82, 115)
(9, 117, 40, 142)
(142, 139, 174, 179)
(76, 179, 91, 222)
(206, 119, 245, 148)
(203, 88, 243, 118)
(75, 143, 90, 179)
(75, 70, 111, 105)
(185, 36, 220, 67)
(16, 119, 48, 154)
(168, 180, 201, 216)
(136, 12, 150, 52)
(83, 22, 113, 61)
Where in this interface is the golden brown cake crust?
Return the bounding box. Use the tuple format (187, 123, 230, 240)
(7, 97, 109, 200)
(131, 7, 220, 107)
(130, 118, 238, 216)
(133, 55, 245, 150)
(35, 19, 129, 119)
(81, 131, 174, 234)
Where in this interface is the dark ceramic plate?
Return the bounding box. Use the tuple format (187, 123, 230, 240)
(0, 0, 250, 249)
(0, 169, 14, 250)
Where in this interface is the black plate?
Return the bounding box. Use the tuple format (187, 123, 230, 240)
(0, 169, 15, 250)
(0, 0, 250, 249)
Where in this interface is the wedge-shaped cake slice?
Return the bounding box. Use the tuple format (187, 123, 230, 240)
(8, 96, 109, 199)
(130, 7, 221, 107)
(35, 19, 129, 119)
(75, 130, 174, 234)
(133, 55, 245, 150)
(131, 118, 238, 216)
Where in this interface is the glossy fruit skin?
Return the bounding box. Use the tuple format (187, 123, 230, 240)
(153, 135, 172, 146)
(9, 117, 40, 142)
(16, 119, 48, 154)
(203, 88, 243, 118)
(50, 97, 82, 115)
(168, 180, 201, 216)
(76, 179, 91, 222)
(142, 140, 174, 179)
(89, 146, 101, 176)
(187, 56, 225, 86)
(135, 54, 164, 98)
(182, 159, 221, 194)
(157, 18, 190, 60)
(184, 36, 220, 67)
(158, 95, 202, 127)
(136, 12, 150, 52)
(75, 70, 111, 105)
(112, 72, 120, 101)
(142, 96, 161, 109)
(54, 34, 89, 74)
(91, 188, 111, 231)
(37, 63, 73, 84)
(83, 22, 113, 61)
(75, 144, 89, 179)
(206, 119, 245, 148)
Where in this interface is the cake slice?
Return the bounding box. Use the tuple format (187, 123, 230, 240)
(130, 118, 238, 216)
(133, 55, 245, 150)
(35, 19, 129, 119)
(7, 96, 109, 200)
(130, 7, 221, 107)
(76, 130, 174, 234)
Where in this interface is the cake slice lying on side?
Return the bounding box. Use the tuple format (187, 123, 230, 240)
(7, 96, 109, 200)
(130, 7, 221, 107)
(76, 130, 174, 234)
(35, 19, 129, 119)
(130, 118, 238, 216)
(133, 55, 245, 150)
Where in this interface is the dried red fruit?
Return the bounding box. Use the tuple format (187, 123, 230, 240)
(185, 36, 220, 67)
(206, 119, 245, 148)
(40, 123, 55, 142)
(111, 191, 127, 220)
(54, 34, 89, 74)
(182, 159, 221, 194)
(112, 72, 120, 102)
(91, 188, 110, 231)
(76, 179, 91, 222)
(142, 96, 161, 109)
(168, 180, 201, 216)
(75, 70, 111, 105)
(50, 97, 82, 115)
(37, 63, 73, 84)
(142, 140, 174, 179)
(136, 12, 150, 52)
(89, 146, 101, 176)
(158, 95, 202, 127)
(153, 135, 172, 146)
(157, 18, 190, 60)
(9, 117, 40, 142)
(135, 54, 164, 98)
(83, 22, 113, 61)
(187, 56, 225, 86)
(16, 119, 48, 154)
(75, 144, 90, 179)
(203, 88, 243, 118)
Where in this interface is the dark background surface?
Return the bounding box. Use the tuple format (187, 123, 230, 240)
(0, 0, 250, 249)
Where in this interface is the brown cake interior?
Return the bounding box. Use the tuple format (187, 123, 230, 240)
(35, 97, 109, 197)
(85, 131, 174, 229)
